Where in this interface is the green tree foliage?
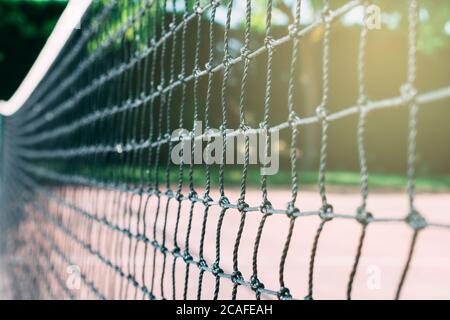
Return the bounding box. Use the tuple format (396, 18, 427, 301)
(1, 0, 449, 175)
(251, 0, 449, 54)
(0, 0, 66, 99)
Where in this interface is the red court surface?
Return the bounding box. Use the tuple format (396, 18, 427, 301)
(4, 189, 450, 300)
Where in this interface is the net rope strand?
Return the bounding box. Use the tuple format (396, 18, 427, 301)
(250, 0, 276, 301)
(183, 0, 203, 300)
(196, 0, 219, 301)
(2, 0, 450, 300)
(171, 0, 190, 301)
(347, 0, 371, 300)
(16, 0, 359, 147)
(230, 0, 252, 301)
(159, 0, 180, 300)
(278, 0, 302, 302)
(396, 0, 426, 300)
(306, 0, 333, 301)
(212, 0, 234, 300)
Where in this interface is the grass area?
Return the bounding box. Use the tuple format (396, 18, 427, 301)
(70, 164, 450, 192)
(208, 168, 450, 192)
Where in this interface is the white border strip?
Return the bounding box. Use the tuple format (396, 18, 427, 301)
(0, 0, 92, 116)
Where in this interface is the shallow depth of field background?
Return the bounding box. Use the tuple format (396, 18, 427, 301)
(1, 0, 449, 181)
(0, 0, 449, 300)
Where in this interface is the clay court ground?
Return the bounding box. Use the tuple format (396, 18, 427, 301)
(4, 185, 449, 300)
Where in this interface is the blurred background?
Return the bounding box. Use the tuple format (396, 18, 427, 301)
(0, 0, 449, 189)
(0, 0, 65, 101)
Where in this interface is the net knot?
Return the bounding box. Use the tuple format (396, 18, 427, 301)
(288, 23, 300, 38)
(163, 132, 171, 140)
(194, 4, 204, 15)
(175, 192, 184, 202)
(211, 262, 223, 276)
(219, 196, 230, 208)
(319, 204, 334, 221)
(129, 275, 139, 288)
(178, 73, 186, 83)
(286, 202, 299, 218)
(316, 105, 328, 121)
(260, 201, 273, 215)
(231, 271, 244, 285)
(172, 246, 181, 256)
(259, 122, 269, 131)
(129, 275, 139, 289)
(237, 199, 249, 212)
(204, 62, 213, 73)
(400, 83, 418, 105)
(169, 22, 176, 32)
(219, 124, 228, 133)
(202, 193, 214, 207)
(183, 250, 193, 263)
(188, 190, 198, 202)
(288, 111, 300, 126)
(115, 143, 123, 154)
(239, 123, 250, 133)
(133, 48, 140, 59)
(154, 188, 162, 197)
(193, 67, 202, 79)
(277, 287, 292, 300)
(223, 55, 233, 69)
(357, 94, 368, 110)
(151, 240, 159, 248)
(407, 209, 427, 231)
(321, 8, 333, 24)
(356, 206, 373, 225)
(124, 229, 132, 239)
(240, 47, 251, 60)
(264, 36, 275, 51)
(115, 266, 123, 276)
(250, 276, 265, 291)
(197, 258, 208, 271)
(165, 189, 174, 198)
(150, 38, 156, 48)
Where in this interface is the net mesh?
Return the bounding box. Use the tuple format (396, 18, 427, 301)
(1, 0, 450, 300)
